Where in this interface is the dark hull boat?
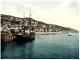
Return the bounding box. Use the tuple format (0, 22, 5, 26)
(68, 34, 72, 36)
(68, 33, 72, 36)
(15, 32, 35, 42)
(13, 8, 35, 42)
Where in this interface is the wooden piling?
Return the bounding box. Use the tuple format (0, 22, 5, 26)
(1, 32, 13, 43)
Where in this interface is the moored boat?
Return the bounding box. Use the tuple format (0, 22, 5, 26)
(15, 30, 35, 42)
(14, 8, 35, 42)
(68, 32, 72, 36)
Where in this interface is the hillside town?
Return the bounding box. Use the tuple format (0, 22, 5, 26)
(1, 14, 78, 33)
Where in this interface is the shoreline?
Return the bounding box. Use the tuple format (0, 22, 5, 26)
(35, 32, 78, 35)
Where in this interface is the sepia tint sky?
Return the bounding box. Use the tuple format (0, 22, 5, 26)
(0, 0, 80, 30)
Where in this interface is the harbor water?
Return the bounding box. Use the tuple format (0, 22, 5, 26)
(1, 33, 79, 59)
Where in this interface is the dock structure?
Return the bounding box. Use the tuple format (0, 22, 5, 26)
(1, 32, 13, 42)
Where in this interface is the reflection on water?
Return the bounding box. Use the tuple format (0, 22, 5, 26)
(1, 41, 34, 59)
(1, 33, 79, 59)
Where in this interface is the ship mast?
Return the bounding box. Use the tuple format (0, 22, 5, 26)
(29, 8, 31, 18)
(22, 11, 26, 33)
(23, 11, 25, 18)
(29, 8, 31, 32)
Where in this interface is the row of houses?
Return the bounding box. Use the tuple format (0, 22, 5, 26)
(1, 14, 78, 33)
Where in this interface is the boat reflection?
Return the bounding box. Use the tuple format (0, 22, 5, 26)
(1, 39, 34, 59)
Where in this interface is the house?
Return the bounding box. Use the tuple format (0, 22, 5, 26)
(1, 14, 11, 27)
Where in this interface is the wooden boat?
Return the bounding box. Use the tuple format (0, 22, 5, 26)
(15, 8, 35, 42)
(15, 30, 35, 42)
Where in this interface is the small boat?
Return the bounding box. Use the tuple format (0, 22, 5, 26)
(68, 32, 72, 36)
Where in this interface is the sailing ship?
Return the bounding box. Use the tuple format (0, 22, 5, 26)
(15, 8, 35, 42)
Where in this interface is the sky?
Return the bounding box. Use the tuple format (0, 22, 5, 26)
(0, 0, 80, 30)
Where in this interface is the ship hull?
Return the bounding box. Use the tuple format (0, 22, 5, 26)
(15, 32, 35, 42)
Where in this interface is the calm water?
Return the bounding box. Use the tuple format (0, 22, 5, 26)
(1, 33, 79, 59)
